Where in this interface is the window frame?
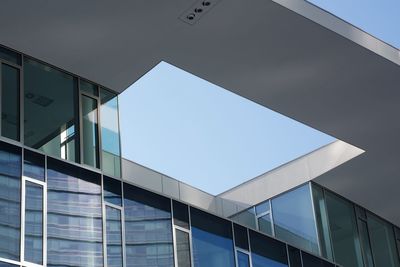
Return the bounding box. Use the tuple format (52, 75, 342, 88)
(172, 200, 194, 267)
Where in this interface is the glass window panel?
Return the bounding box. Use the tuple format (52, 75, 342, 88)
(272, 184, 319, 254)
(23, 149, 45, 181)
(237, 251, 250, 267)
(1, 64, 19, 141)
(173, 200, 190, 229)
(176, 229, 191, 267)
(103, 176, 122, 206)
(249, 230, 288, 267)
(258, 214, 273, 236)
(288, 246, 302, 267)
(233, 224, 249, 251)
(301, 252, 335, 267)
(124, 183, 173, 267)
(230, 208, 256, 230)
(191, 208, 235, 267)
(0, 262, 19, 267)
(106, 206, 123, 267)
(367, 213, 400, 267)
(82, 95, 99, 168)
(312, 184, 333, 260)
(0, 142, 21, 261)
(24, 58, 78, 162)
(255, 200, 270, 215)
(100, 88, 121, 177)
(358, 219, 374, 267)
(47, 158, 103, 267)
(24, 181, 43, 265)
(325, 191, 363, 267)
(80, 79, 98, 96)
(0, 46, 21, 65)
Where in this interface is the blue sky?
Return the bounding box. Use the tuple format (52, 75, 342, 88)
(119, 1, 398, 195)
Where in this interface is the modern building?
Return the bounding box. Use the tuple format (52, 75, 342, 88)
(0, 1, 399, 267)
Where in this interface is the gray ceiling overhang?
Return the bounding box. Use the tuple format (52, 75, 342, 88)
(1, 0, 400, 225)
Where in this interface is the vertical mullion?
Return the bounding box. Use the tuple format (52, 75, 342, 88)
(309, 182, 322, 256)
(20, 176, 26, 264)
(121, 181, 126, 267)
(171, 200, 178, 267)
(97, 87, 103, 171)
(101, 175, 107, 267)
(0, 62, 2, 137)
(78, 79, 84, 166)
(19, 57, 23, 143)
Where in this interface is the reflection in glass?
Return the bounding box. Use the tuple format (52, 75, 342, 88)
(325, 191, 363, 267)
(0, 46, 21, 65)
(1, 64, 19, 141)
(80, 79, 98, 96)
(0, 262, 19, 267)
(100, 88, 121, 177)
(301, 252, 335, 267)
(173, 200, 190, 229)
(124, 184, 173, 267)
(106, 206, 123, 267)
(237, 251, 250, 267)
(258, 214, 273, 236)
(255, 201, 270, 215)
(249, 230, 288, 267)
(312, 184, 333, 260)
(288, 246, 302, 267)
(176, 229, 191, 267)
(358, 219, 374, 267)
(24, 58, 78, 162)
(230, 208, 256, 230)
(82, 95, 99, 168)
(103, 176, 122, 206)
(233, 224, 249, 251)
(367, 213, 400, 267)
(24, 181, 43, 265)
(272, 184, 319, 254)
(191, 208, 235, 267)
(0, 142, 21, 261)
(24, 149, 45, 181)
(47, 158, 103, 267)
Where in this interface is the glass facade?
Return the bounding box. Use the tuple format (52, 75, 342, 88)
(106, 206, 123, 267)
(82, 94, 99, 168)
(250, 230, 288, 267)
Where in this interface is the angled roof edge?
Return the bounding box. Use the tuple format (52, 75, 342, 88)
(272, 0, 400, 66)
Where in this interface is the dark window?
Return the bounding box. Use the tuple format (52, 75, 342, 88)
(0, 142, 21, 261)
(1, 63, 20, 141)
(0, 46, 21, 65)
(191, 208, 235, 267)
(249, 230, 288, 267)
(288, 246, 302, 267)
(103, 176, 122, 206)
(302, 252, 335, 267)
(176, 229, 191, 267)
(80, 79, 98, 96)
(106, 206, 123, 267)
(23, 149, 45, 181)
(124, 183, 173, 267)
(24, 58, 79, 162)
(100, 88, 121, 177)
(258, 214, 273, 236)
(230, 208, 256, 230)
(173, 200, 190, 229)
(82, 95, 99, 168)
(233, 224, 249, 251)
(237, 251, 250, 267)
(47, 158, 103, 267)
(24, 181, 43, 264)
(357, 218, 374, 267)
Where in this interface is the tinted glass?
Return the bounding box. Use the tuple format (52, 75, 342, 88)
(255, 200, 270, 215)
(237, 251, 250, 267)
(106, 206, 123, 267)
(230, 208, 256, 229)
(23, 149, 45, 181)
(47, 158, 103, 267)
(325, 191, 363, 267)
(191, 208, 235, 267)
(258, 214, 273, 236)
(82, 95, 99, 168)
(80, 79, 98, 96)
(367, 213, 400, 267)
(176, 229, 191, 267)
(0, 142, 21, 261)
(234, 224, 249, 251)
(124, 183, 173, 267)
(173, 200, 190, 229)
(358, 219, 374, 267)
(0, 262, 19, 267)
(272, 184, 319, 254)
(24, 58, 78, 162)
(0, 46, 21, 65)
(312, 184, 333, 260)
(249, 230, 288, 267)
(24, 181, 43, 264)
(103, 176, 122, 206)
(100, 88, 121, 177)
(288, 246, 302, 267)
(302, 252, 335, 267)
(1, 64, 19, 141)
